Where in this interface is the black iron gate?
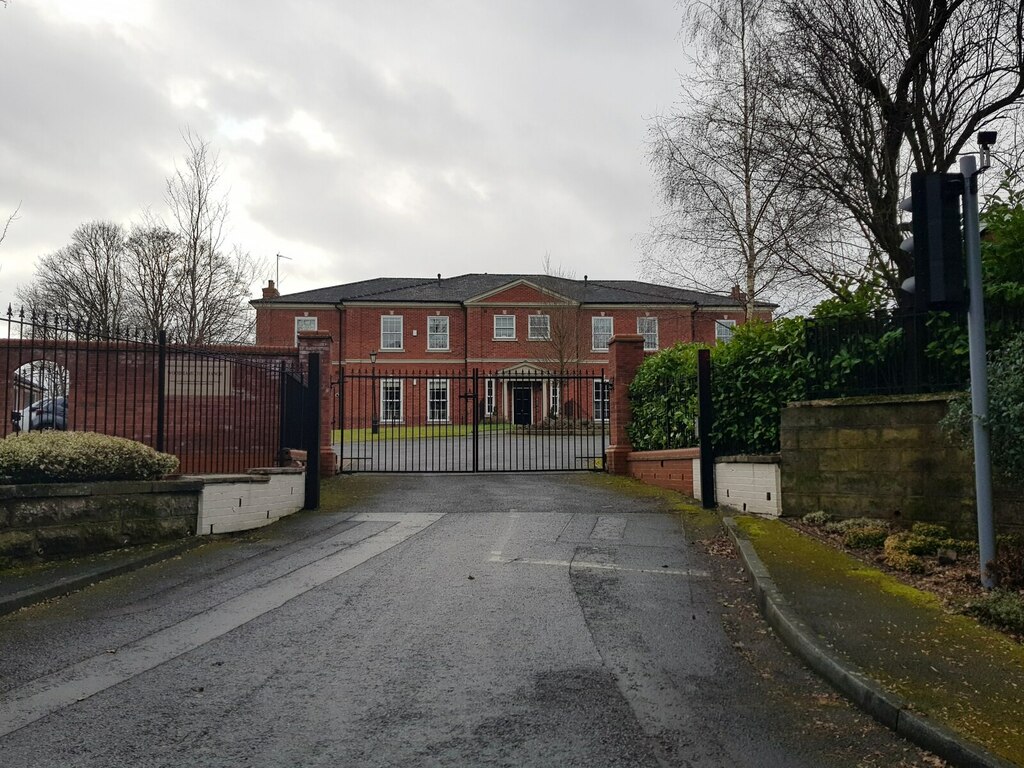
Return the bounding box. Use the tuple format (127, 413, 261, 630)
(279, 355, 320, 508)
(335, 368, 607, 473)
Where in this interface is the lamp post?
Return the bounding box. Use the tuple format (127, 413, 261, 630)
(369, 350, 379, 435)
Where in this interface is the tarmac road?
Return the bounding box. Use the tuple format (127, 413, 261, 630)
(0, 474, 940, 767)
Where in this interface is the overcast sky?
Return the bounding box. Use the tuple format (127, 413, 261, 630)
(0, 0, 691, 313)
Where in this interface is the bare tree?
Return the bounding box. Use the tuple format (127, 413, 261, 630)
(17, 220, 127, 335)
(18, 131, 260, 342)
(164, 129, 256, 343)
(0, 203, 18, 250)
(644, 0, 842, 318)
(772, 0, 1024, 302)
(531, 255, 586, 420)
(124, 213, 180, 337)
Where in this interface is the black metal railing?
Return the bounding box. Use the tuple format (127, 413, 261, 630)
(2, 306, 301, 474)
(805, 306, 1024, 399)
(336, 368, 608, 473)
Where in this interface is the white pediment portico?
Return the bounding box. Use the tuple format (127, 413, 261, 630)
(497, 361, 551, 376)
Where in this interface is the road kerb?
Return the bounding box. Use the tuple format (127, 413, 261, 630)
(723, 516, 1017, 768)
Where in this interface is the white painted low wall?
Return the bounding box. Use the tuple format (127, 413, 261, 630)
(693, 455, 781, 518)
(192, 469, 305, 535)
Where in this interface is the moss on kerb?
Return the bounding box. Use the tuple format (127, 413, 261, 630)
(738, 517, 1024, 763)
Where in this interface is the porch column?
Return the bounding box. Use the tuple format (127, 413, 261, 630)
(605, 334, 645, 475)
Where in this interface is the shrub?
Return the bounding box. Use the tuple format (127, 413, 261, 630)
(883, 549, 928, 574)
(627, 317, 810, 455)
(709, 317, 811, 455)
(964, 590, 1024, 635)
(885, 531, 938, 557)
(911, 522, 949, 539)
(883, 533, 929, 573)
(942, 330, 1024, 481)
(627, 343, 702, 451)
(843, 525, 889, 549)
(824, 517, 888, 535)
(0, 431, 179, 483)
(802, 511, 833, 527)
(938, 537, 978, 557)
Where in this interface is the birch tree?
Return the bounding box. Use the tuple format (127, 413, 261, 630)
(645, 0, 838, 318)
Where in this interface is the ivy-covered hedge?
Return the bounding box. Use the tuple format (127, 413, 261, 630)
(627, 318, 809, 454)
(0, 431, 179, 484)
(942, 330, 1024, 482)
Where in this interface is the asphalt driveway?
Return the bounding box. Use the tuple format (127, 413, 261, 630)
(0, 474, 938, 767)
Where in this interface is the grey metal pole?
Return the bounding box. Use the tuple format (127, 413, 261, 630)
(960, 154, 997, 588)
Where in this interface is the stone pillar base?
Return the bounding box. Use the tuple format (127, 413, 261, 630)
(605, 445, 632, 476)
(320, 447, 338, 476)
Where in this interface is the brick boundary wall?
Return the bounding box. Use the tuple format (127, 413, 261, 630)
(193, 468, 305, 535)
(625, 448, 699, 495)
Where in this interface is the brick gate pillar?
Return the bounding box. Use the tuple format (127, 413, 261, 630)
(297, 330, 337, 476)
(605, 333, 645, 475)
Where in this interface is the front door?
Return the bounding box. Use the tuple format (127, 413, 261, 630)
(512, 385, 532, 426)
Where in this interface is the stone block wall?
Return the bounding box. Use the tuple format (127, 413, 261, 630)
(0, 480, 201, 560)
(779, 394, 1018, 533)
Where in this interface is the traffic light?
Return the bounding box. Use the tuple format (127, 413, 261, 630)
(899, 172, 966, 310)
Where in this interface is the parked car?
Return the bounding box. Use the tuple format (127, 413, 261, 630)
(17, 397, 68, 432)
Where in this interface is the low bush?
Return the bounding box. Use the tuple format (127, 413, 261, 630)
(964, 590, 1024, 635)
(843, 525, 889, 549)
(824, 517, 887, 535)
(802, 511, 833, 527)
(883, 533, 929, 573)
(910, 522, 949, 539)
(886, 531, 939, 557)
(0, 431, 179, 483)
(883, 549, 928, 574)
(938, 537, 978, 557)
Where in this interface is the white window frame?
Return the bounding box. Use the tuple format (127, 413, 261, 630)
(427, 378, 450, 423)
(549, 380, 560, 418)
(493, 314, 516, 340)
(380, 378, 404, 424)
(637, 316, 658, 351)
(592, 316, 613, 351)
(294, 316, 318, 345)
(528, 314, 550, 340)
(593, 379, 611, 422)
(715, 319, 737, 343)
(381, 315, 404, 350)
(484, 378, 495, 417)
(427, 315, 449, 351)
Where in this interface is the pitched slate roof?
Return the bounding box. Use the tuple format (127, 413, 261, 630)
(254, 273, 772, 308)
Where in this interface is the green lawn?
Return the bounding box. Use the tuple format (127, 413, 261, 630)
(332, 422, 513, 443)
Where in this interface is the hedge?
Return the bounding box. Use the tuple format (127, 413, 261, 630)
(627, 318, 809, 454)
(0, 431, 179, 484)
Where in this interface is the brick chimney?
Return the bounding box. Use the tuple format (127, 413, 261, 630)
(262, 280, 280, 299)
(730, 284, 746, 303)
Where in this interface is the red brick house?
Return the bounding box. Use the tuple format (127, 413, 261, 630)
(252, 274, 771, 427)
